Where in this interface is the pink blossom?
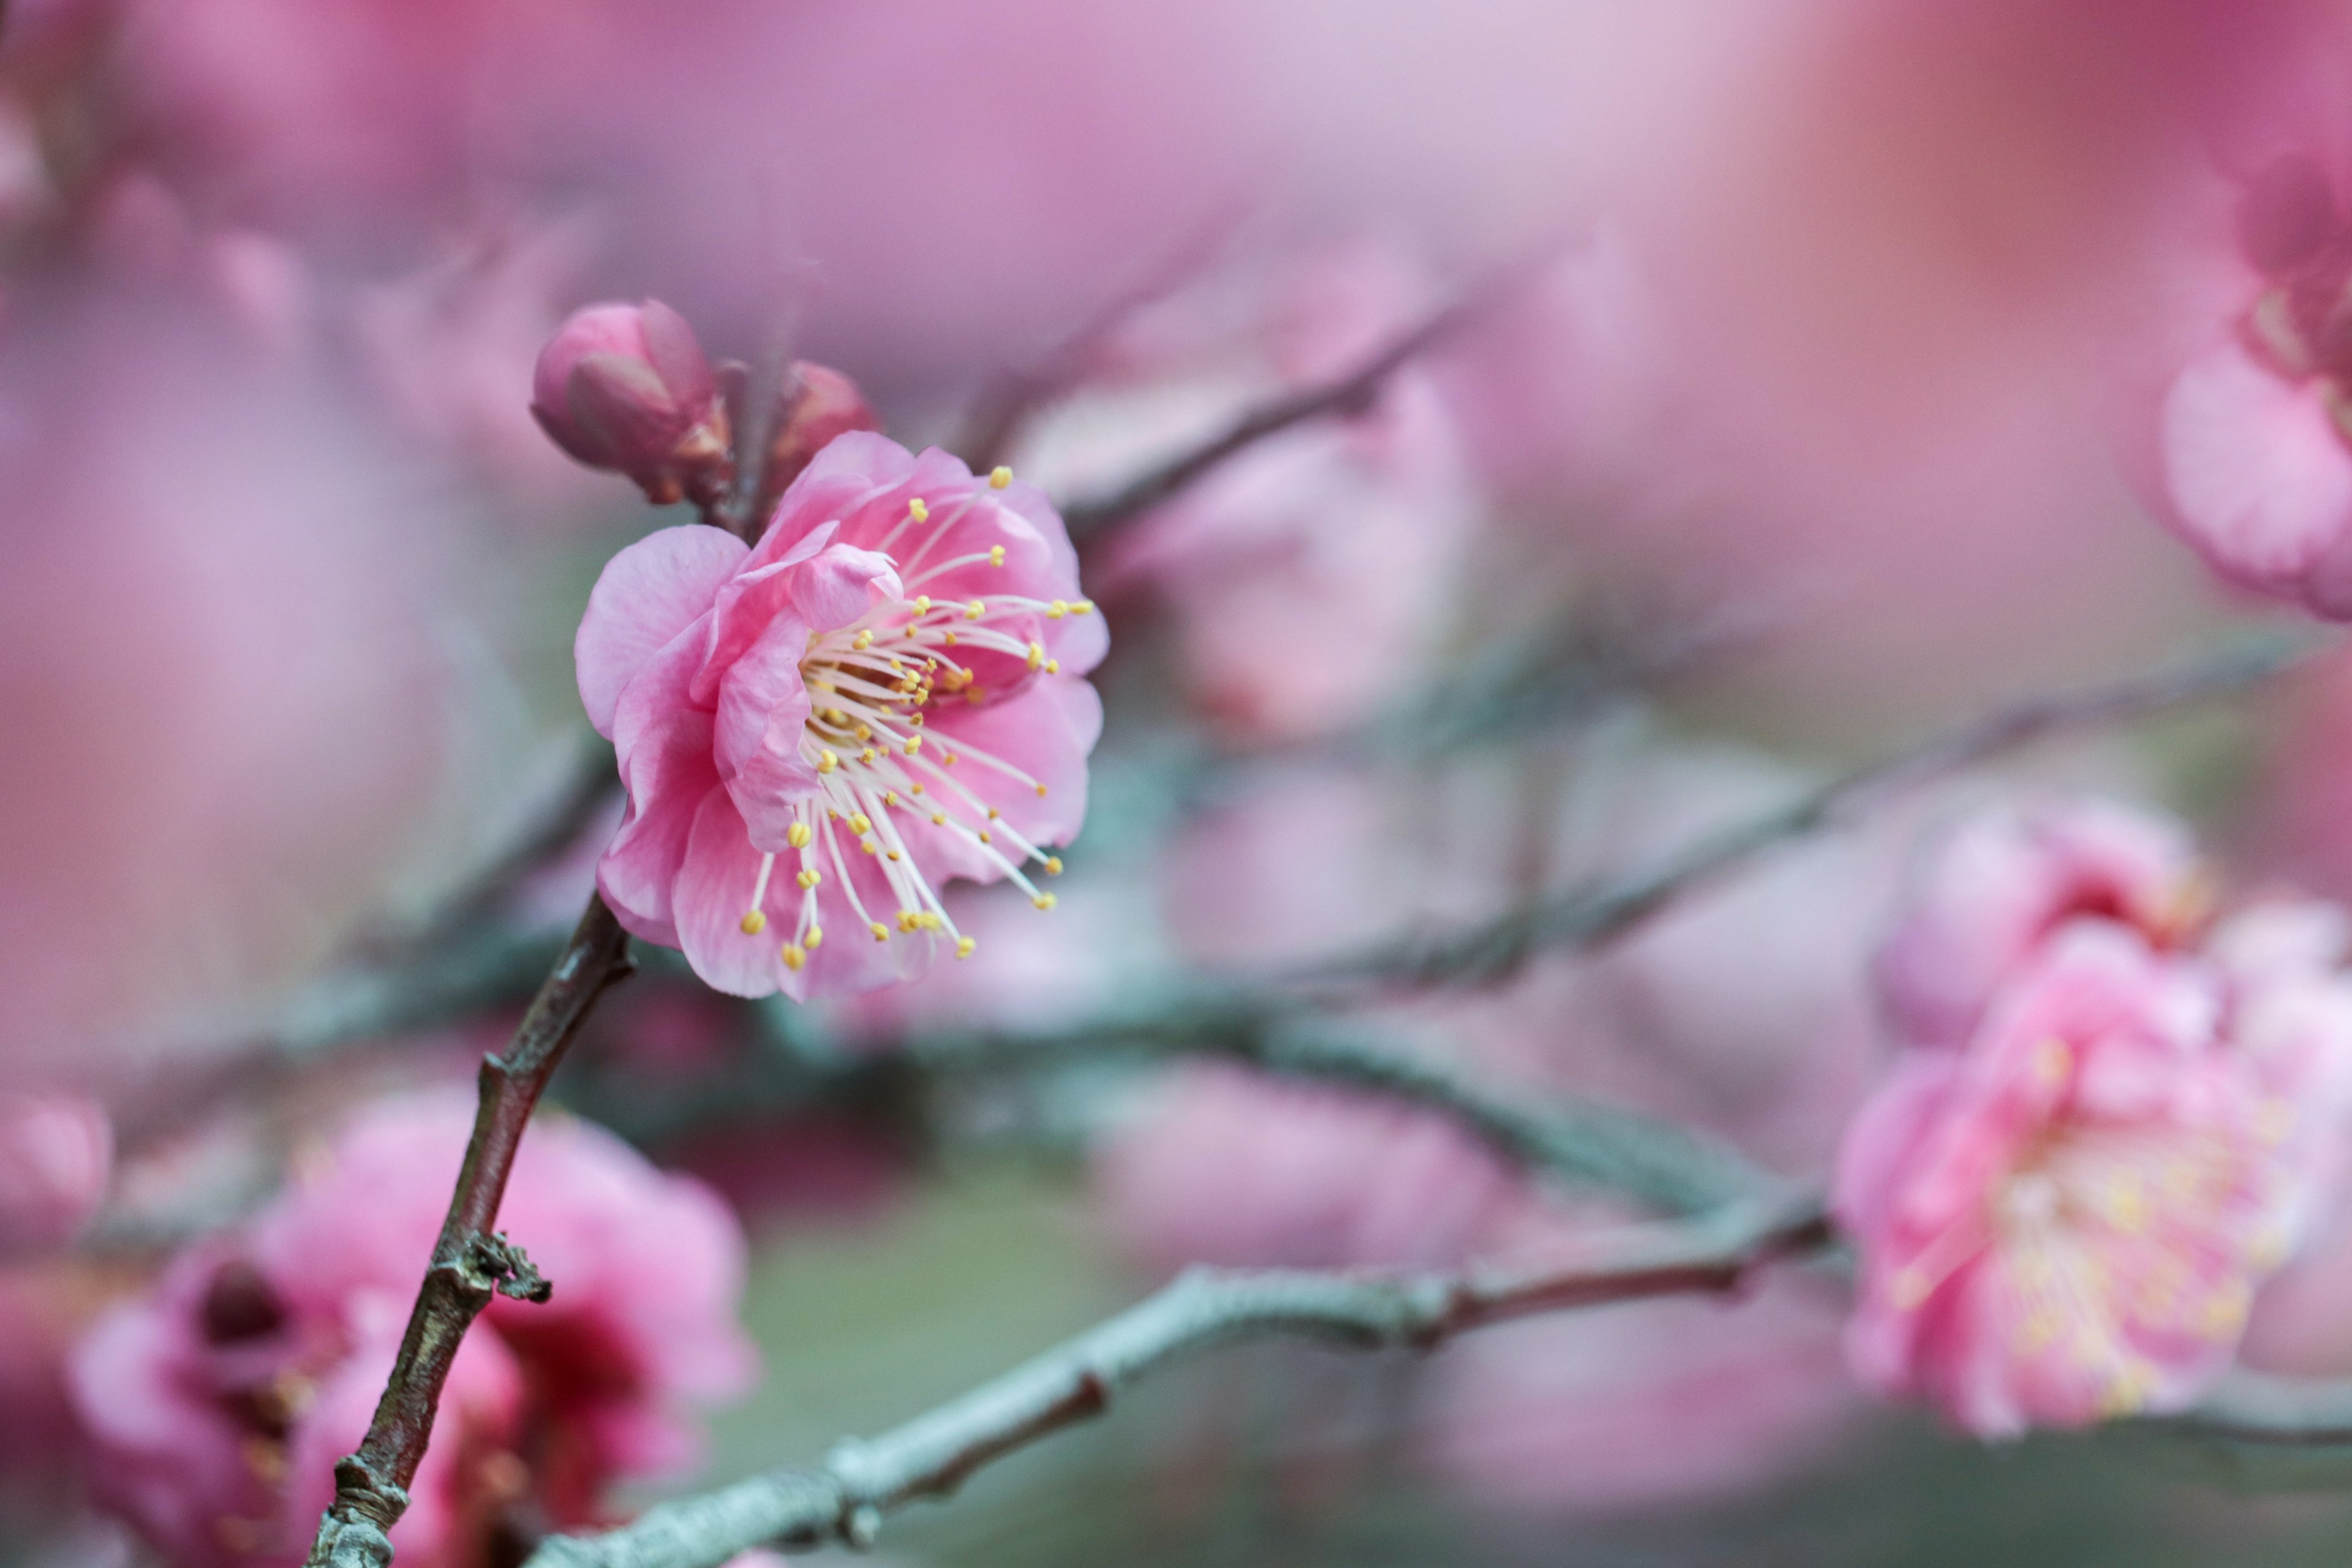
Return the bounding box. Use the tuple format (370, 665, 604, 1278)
(2148, 74, 2352, 617)
(1837, 922, 2296, 1436)
(70, 1090, 756, 1565)
(575, 431, 1104, 1000)
(0, 1094, 110, 1252)
(532, 300, 728, 505)
(1873, 797, 2208, 1050)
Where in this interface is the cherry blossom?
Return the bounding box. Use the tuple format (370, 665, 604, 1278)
(576, 431, 1104, 999)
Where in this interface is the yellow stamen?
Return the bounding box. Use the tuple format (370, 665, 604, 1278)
(797, 869, 822, 889)
(1044, 856, 1063, 875)
(870, 921, 891, 941)
(1033, 892, 1058, 911)
(781, 943, 807, 972)
(787, 822, 813, 850)
(818, 750, 839, 774)
(909, 497, 930, 524)
(1048, 600, 1068, 618)
(848, 813, 872, 835)
(989, 465, 1012, 489)
(965, 600, 985, 620)
(955, 936, 977, 959)
(739, 910, 767, 935)
(989, 545, 1006, 567)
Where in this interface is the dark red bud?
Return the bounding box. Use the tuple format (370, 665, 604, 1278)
(199, 1258, 287, 1344)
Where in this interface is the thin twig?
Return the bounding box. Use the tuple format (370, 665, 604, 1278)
(2165, 1370, 2352, 1446)
(1290, 631, 2323, 993)
(304, 894, 635, 1568)
(955, 209, 1244, 472)
(1055, 260, 1533, 541)
(527, 1195, 1831, 1568)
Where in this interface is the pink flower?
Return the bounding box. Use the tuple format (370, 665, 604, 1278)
(70, 1090, 756, 1566)
(575, 431, 1105, 1000)
(532, 300, 729, 505)
(1837, 922, 2296, 1437)
(2150, 88, 2352, 616)
(1874, 798, 2208, 1050)
(0, 1093, 110, 1251)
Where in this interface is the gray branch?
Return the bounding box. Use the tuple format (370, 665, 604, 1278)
(527, 1196, 1831, 1568)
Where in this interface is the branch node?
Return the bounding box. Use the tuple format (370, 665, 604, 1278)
(844, 1504, 883, 1551)
(468, 1232, 554, 1305)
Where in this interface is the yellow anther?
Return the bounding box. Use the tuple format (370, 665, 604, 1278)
(986, 807, 1000, 820)
(989, 545, 1006, 567)
(810, 678, 835, 693)
(848, 813, 872, 835)
(897, 910, 920, 933)
(883, 790, 899, 804)
(909, 497, 930, 524)
(1044, 659, 1059, 674)
(1033, 892, 1058, 911)
(978, 831, 992, 845)
(932, 812, 948, 825)
(913, 595, 932, 613)
(955, 936, 977, 959)
(739, 910, 768, 935)
(853, 723, 873, 741)
(965, 688, 984, 704)
(911, 782, 925, 794)
(781, 943, 807, 971)
(886, 849, 901, 861)
(859, 841, 877, 855)
(818, 750, 839, 774)
(1044, 856, 1063, 875)
(1034, 783, 1049, 797)
(943, 631, 958, 646)
(904, 737, 922, 755)
(853, 629, 874, 651)
(787, 821, 813, 850)
(942, 752, 959, 766)
(990, 465, 1012, 489)
(1026, 641, 1045, 671)
(860, 747, 878, 764)
(965, 599, 986, 620)
(870, 921, 891, 941)
(797, 869, 822, 890)
(806, 925, 824, 949)
(1072, 600, 1095, 614)
(1048, 600, 1068, 618)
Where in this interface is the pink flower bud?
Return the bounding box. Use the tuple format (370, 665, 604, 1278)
(531, 300, 729, 505)
(0, 1093, 111, 1250)
(764, 360, 881, 497)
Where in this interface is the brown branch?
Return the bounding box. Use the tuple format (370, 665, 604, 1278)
(527, 1195, 1831, 1568)
(304, 894, 635, 1568)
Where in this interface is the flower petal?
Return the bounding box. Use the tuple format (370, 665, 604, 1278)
(576, 526, 747, 737)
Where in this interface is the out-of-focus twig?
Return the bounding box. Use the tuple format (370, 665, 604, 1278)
(955, 211, 1245, 472)
(1056, 258, 1537, 541)
(304, 895, 635, 1568)
(1291, 631, 2324, 993)
(2165, 1370, 2352, 1446)
(526, 1194, 1831, 1568)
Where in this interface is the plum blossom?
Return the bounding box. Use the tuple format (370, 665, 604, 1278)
(1874, 797, 2209, 1050)
(70, 1090, 755, 1567)
(0, 1094, 110, 1251)
(2151, 91, 2352, 616)
(576, 431, 1104, 999)
(1837, 923, 2300, 1436)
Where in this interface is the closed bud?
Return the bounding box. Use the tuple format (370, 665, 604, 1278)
(764, 360, 881, 495)
(531, 300, 730, 505)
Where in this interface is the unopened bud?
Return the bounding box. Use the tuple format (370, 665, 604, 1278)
(0, 1093, 110, 1251)
(531, 300, 731, 505)
(750, 360, 882, 513)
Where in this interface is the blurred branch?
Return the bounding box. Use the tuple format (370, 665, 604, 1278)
(527, 1194, 1831, 1568)
(305, 895, 635, 1568)
(905, 1017, 1766, 1216)
(2167, 1370, 2352, 1446)
(955, 210, 1245, 472)
(1057, 255, 1539, 542)
(1292, 631, 2324, 993)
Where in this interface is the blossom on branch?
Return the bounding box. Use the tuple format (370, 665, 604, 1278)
(576, 431, 1104, 1000)
(532, 300, 731, 507)
(1839, 923, 2296, 1436)
(68, 1090, 755, 1567)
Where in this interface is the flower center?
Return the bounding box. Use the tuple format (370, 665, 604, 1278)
(735, 487, 1095, 974)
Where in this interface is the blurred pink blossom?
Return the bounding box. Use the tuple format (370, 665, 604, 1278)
(70, 1090, 755, 1565)
(0, 1096, 110, 1253)
(578, 432, 1102, 999)
(1873, 797, 2209, 1051)
(1838, 922, 2294, 1437)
